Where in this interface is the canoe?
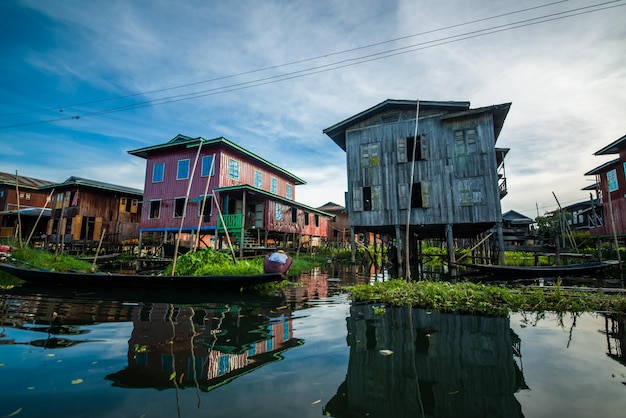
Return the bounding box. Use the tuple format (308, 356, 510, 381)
(0, 262, 285, 290)
(454, 260, 620, 279)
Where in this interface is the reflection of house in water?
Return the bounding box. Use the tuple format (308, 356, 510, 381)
(603, 314, 626, 368)
(326, 305, 526, 418)
(106, 302, 302, 391)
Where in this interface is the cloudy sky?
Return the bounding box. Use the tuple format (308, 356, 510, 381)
(1, 0, 624, 219)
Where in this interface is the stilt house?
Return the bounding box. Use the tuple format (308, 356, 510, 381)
(585, 133, 626, 239)
(0, 172, 54, 242)
(323, 99, 511, 265)
(128, 135, 332, 256)
(39, 177, 143, 252)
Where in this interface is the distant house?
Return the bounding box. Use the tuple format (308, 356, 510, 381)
(562, 198, 603, 232)
(323, 99, 511, 265)
(317, 202, 350, 244)
(38, 177, 143, 252)
(501, 210, 535, 247)
(128, 135, 332, 256)
(0, 171, 55, 242)
(585, 133, 626, 238)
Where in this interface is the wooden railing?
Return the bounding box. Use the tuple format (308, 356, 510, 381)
(217, 214, 243, 233)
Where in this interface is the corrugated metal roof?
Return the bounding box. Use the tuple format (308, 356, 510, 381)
(0, 171, 56, 189)
(39, 176, 143, 196)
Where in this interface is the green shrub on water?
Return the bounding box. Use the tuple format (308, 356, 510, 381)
(10, 244, 94, 272)
(170, 248, 264, 276)
(346, 279, 626, 316)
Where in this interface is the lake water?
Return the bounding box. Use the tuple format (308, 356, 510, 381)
(1, 268, 625, 418)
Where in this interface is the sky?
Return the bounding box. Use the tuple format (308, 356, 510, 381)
(1, 0, 624, 220)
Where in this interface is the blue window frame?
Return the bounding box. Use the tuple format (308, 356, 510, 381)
(286, 184, 293, 199)
(201, 155, 214, 177)
(271, 177, 278, 194)
(152, 163, 164, 183)
(177, 159, 190, 180)
(275, 203, 283, 221)
(229, 159, 239, 180)
(254, 170, 263, 188)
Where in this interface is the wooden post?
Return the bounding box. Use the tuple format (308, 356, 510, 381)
(446, 224, 456, 276)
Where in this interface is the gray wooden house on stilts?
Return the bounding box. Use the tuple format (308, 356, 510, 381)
(323, 99, 511, 275)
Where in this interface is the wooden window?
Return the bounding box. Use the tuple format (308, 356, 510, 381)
(119, 197, 128, 213)
(25, 193, 31, 200)
(149, 200, 161, 219)
(254, 170, 263, 188)
(130, 199, 139, 214)
(274, 203, 283, 221)
(455, 129, 477, 155)
(458, 179, 484, 206)
(271, 177, 278, 194)
(399, 182, 430, 208)
(304, 212, 310, 225)
(398, 135, 427, 162)
(360, 143, 380, 167)
(361, 186, 381, 211)
(201, 155, 215, 177)
(177, 159, 190, 180)
(229, 159, 239, 180)
(352, 187, 363, 212)
(198, 197, 212, 222)
(55, 192, 64, 209)
(314, 214, 320, 227)
(466, 129, 477, 153)
(286, 184, 293, 199)
(174, 197, 186, 218)
(152, 163, 165, 183)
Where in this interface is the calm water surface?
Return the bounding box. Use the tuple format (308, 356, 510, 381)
(1, 268, 625, 418)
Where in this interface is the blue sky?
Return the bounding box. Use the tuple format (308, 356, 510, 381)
(1, 0, 624, 218)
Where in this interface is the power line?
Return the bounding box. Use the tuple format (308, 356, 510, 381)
(0, 0, 573, 119)
(0, 0, 623, 130)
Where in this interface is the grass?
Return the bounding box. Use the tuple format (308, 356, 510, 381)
(346, 279, 626, 316)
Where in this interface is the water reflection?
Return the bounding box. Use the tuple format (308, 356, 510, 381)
(1, 290, 302, 393)
(327, 304, 526, 418)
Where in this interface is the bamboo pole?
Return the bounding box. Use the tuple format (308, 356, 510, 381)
(405, 100, 419, 280)
(91, 229, 106, 273)
(171, 139, 204, 275)
(213, 192, 237, 264)
(26, 188, 55, 246)
(15, 171, 23, 249)
(194, 153, 216, 251)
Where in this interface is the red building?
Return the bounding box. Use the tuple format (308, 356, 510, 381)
(128, 135, 332, 256)
(585, 133, 626, 238)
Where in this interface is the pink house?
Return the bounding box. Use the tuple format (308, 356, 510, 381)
(128, 135, 332, 256)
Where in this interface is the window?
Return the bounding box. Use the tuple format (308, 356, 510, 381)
(201, 155, 215, 177)
(286, 184, 293, 199)
(454, 129, 477, 155)
(198, 197, 212, 222)
(607, 169, 618, 192)
(274, 203, 283, 221)
(397, 135, 428, 162)
(354, 186, 381, 212)
(25, 193, 31, 200)
(149, 200, 161, 219)
(177, 159, 190, 180)
(120, 197, 139, 213)
(398, 182, 430, 209)
(304, 212, 310, 225)
(360, 143, 380, 167)
(174, 197, 186, 218)
(254, 170, 263, 188)
(229, 159, 239, 180)
(314, 214, 319, 227)
(153, 163, 165, 183)
(291, 207, 297, 223)
(271, 177, 278, 194)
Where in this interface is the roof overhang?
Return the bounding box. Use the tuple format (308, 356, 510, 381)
(593, 134, 626, 155)
(584, 158, 620, 176)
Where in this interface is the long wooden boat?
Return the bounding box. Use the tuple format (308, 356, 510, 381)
(454, 260, 620, 279)
(0, 262, 285, 290)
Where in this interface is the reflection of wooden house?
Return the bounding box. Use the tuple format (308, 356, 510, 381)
(0, 171, 54, 241)
(323, 99, 511, 265)
(39, 176, 142, 252)
(128, 135, 332, 256)
(585, 133, 626, 239)
(317, 201, 350, 244)
(330, 304, 525, 417)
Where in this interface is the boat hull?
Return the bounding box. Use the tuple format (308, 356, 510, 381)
(455, 261, 619, 279)
(0, 263, 285, 290)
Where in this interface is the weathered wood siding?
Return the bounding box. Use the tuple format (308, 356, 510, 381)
(265, 201, 328, 237)
(345, 111, 502, 230)
(591, 157, 626, 236)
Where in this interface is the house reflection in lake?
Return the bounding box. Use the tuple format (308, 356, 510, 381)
(326, 305, 526, 418)
(106, 302, 302, 391)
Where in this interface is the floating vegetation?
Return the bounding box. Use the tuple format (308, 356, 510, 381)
(346, 279, 626, 316)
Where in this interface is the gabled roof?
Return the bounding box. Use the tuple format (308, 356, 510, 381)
(584, 158, 620, 176)
(593, 133, 626, 155)
(215, 184, 334, 218)
(322, 99, 511, 151)
(317, 201, 345, 212)
(128, 135, 306, 185)
(39, 176, 143, 196)
(0, 171, 55, 189)
(502, 210, 534, 224)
